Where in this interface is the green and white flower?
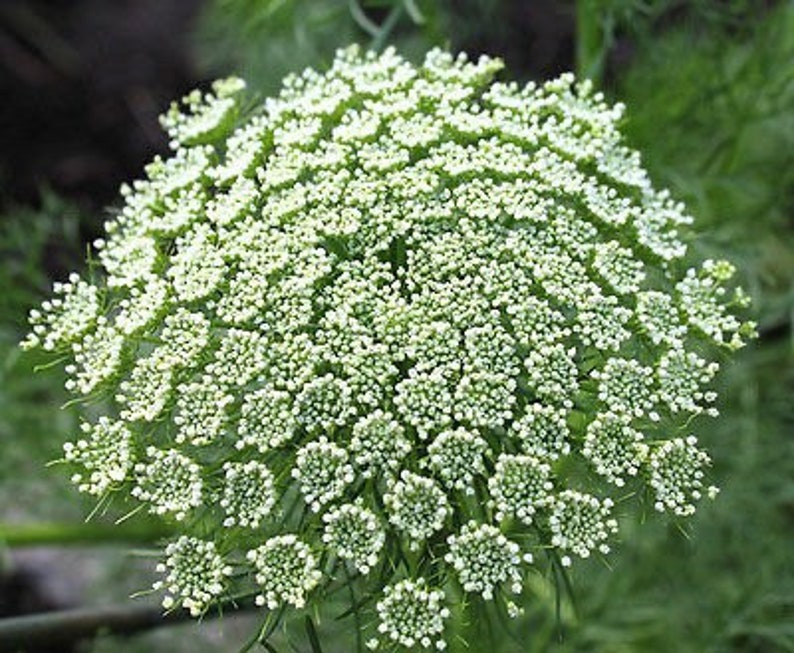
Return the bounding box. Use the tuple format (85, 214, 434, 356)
(26, 45, 753, 647)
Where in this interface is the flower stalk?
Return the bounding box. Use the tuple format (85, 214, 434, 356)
(0, 521, 171, 547)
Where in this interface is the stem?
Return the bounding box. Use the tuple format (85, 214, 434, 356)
(575, 0, 604, 84)
(0, 597, 258, 650)
(370, 4, 404, 53)
(0, 521, 171, 547)
(0, 604, 187, 649)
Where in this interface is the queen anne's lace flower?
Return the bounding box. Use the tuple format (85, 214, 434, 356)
(63, 418, 133, 495)
(27, 46, 753, 648)
(349, 410, 411, 478)
(322, 501, 385, 574)
(426, 427, 489, 492)
(219, 461, 277, 528)
(582, 413, 648, 487)
(292, 437, 355, 512)
(23, 273, 100, 351)
(445, 522, 528, 599)
(648, 436, 714, 516)
(117, 349, 174, 422)
(154, 537, 232, 616)
(385, 471, 450, 549)
(488, 454, 554, 524)
(511, 403, 571, 459)
(549, 491, 619, 566)
(375, 579, 449, 650)
(131, 448, 203, 521)
(247, 535, 322, 609)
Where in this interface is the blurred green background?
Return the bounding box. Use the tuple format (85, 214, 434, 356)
(0, 1, 792, 651)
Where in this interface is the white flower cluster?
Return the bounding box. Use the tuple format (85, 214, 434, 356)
(27, 46, 754, 647)
(23, 273, 100, 351)
(131, 448, 203, 521)
(549, 491, 619, 566)
(374, 579, 449, 650)
(219, 460, 276, 528)
(445, 522, 528, 599)
(385, 471, 450, 550)
(322, 501, 385, 574)
(154, 537, 232, 616)
(582, 414, 648, 487)
(426, 427, 489, 493)
(648, 436, 714, 516)
(349, 410, 411, 478)
(488, 454, 554, 524)
(292, 436, 355, 512)
(63, 418, 133, 495)
(247, 535, 322, 609)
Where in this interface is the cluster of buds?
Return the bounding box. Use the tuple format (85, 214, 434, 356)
(25, 45, 753, 649)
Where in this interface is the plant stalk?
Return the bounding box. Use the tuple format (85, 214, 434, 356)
(0, 597, 258, 650)
(576, 0, 604, 84)
(0, 521, 171, 547)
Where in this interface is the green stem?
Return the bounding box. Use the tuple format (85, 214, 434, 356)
(0, 521, 171, 547)
(575, 0, 604, 84)
(370, 4, 404, 53)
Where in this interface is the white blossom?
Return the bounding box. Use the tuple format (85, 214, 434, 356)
(648, 436, 712, 516)
(63, 418, 134, 495)
(155, 537, 232, 616)
(22, 273, 100, 351)
(385, 471, 449, 549)
(23, 45, 755, 642)
(292, 437, 355, 512)
(375, 579, 449, 650)
(132, 447, 203, 521)
(219, 460, 277, 528)
(488, 454, 554, 524)
(445, 522, 527, 599)
(549, 490, 618, 566)
(247, 535, 322, 609)
(582, 413, 648, 486)
(426, 427, 489, 492)
(349, 410, 411, 478)
(322, 501, 385, 574)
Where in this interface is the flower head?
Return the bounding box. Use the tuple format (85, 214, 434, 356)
(26, 45, 753, 647)
(445, 522, 527, 599)
(154, 537, 232, 616)
(375, 579, 449, 650)
(247, 535, 322, 609)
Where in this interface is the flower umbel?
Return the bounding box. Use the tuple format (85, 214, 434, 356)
(27, 46, 753, 649)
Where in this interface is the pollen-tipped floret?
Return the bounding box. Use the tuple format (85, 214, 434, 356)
(25, 45, 753, 646)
